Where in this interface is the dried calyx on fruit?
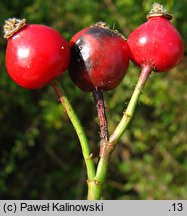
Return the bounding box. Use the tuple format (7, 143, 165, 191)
(3, 18, 26, 39)
(127, 3, 184, 72)
(4, 18, 70, 89)
(147, 2, 172, 19)
(68, 22, 130, 92)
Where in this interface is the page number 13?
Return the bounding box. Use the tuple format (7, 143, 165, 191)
(171, 203, 183, 212)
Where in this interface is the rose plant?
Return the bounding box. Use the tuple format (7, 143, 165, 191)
(3, 3, 184, 199)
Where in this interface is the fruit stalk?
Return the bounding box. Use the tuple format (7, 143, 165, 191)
(109, 64, 152, 145)
(92, 89, 109, 156)
(87, 89, 109, 200)
(51, 80, 95, 182)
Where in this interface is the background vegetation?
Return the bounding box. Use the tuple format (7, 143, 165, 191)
(0, 0, 186, 199)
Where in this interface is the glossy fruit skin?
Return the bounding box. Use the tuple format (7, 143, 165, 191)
(5, 24, 70, 89)
(128, 17, 184, 72)
(68, 26, 130, 91)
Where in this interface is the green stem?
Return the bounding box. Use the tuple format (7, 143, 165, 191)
(87, 158, 108, 200)
(109, 65, 152, 145)
(51, 80, 95, 182)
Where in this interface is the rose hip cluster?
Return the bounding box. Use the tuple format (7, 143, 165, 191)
(4, 3, 184, 90)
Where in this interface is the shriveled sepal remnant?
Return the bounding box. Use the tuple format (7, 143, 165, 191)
(3, 18, 26, 39)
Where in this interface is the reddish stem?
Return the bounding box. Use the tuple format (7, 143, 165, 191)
(92, 89, 109, 157)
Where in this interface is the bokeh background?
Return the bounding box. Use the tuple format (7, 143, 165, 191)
(0, 0, 187, 199)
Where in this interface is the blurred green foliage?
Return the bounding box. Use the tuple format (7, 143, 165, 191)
(0, 0, 187, 199)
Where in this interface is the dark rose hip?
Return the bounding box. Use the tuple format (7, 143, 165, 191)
(68, 23, 130, 91)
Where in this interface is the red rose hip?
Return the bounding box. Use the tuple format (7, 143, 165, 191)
(4, 18, 70, 89)
(68, 23, 130, 91)
(127, 3, 184, 72)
